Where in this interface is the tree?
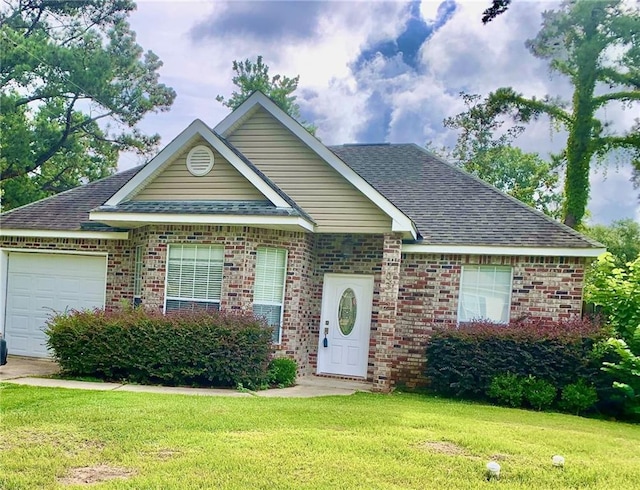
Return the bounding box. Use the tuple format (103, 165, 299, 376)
(586, 253, 640, 417)
(483, 0, 640, 228)
(216, 56, 315, 133)
(585, 219, 640, 267)
(482, 0, 512, 24)
(432, 93, 562, 217)
(0, 0, 176, 211)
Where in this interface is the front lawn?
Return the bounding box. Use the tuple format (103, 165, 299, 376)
(1, 385, 639, 489)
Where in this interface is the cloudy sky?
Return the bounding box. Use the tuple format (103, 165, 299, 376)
(123, 0, 639, 225)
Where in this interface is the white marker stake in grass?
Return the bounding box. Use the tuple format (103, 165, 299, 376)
(486, 461, 501, 480)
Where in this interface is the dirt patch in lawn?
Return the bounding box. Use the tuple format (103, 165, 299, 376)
(58, 465, 136, 485)
(420, 440, 469, 455)
(489, 453, 510, 461)
(155, 448, 182, 460)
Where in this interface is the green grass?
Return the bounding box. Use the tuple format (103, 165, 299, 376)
(1, 384, 639, 489)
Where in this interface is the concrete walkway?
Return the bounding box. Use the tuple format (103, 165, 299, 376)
(0, 356, 371, 398)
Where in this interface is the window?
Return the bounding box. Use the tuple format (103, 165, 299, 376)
(165, 244, 223, 313)
(133, 245, 143, 306)
(458, 265, 512, 323)
(253, 247, 287, 343)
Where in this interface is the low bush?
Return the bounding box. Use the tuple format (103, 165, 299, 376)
(560, 379, 599, 414)
(487, 373, 523, 407)
(522, 376, 557, 411)
(46, 307, 273, 389)
(268, 357, 298, 388)
(425, 318, 606, 400)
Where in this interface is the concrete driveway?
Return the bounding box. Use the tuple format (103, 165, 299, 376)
(0, 356, 60, 380)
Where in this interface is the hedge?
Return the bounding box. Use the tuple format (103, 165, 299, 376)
(424, 318, 620, 412)
(46, 307, 273, 389)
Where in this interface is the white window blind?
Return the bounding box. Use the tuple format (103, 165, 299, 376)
(458, 265, 512, 324)
(253, 247, 287, 343)
(165, 244, 223, 313)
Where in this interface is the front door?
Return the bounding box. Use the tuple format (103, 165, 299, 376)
(317, 274, 374, 377)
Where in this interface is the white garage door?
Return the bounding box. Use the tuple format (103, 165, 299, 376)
(4, 252, 107, 357)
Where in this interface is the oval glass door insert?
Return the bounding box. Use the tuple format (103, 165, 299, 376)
(338, 288, 357, 335)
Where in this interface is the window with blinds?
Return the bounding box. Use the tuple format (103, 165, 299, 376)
(253, 247, 287, 343)
(165, 244, 223, 313)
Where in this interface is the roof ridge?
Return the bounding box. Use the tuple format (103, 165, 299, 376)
(1, 166, 142, 217)
(410, 144, 603, 248)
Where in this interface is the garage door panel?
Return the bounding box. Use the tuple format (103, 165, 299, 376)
(4, 253, 107, 358)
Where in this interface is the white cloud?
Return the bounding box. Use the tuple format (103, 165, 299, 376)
(124, 0, 639, 225)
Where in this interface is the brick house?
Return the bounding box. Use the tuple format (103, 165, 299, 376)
(0, 92, 604, 391)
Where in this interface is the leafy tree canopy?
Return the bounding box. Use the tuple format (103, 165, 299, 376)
(430, 93, 562, 218)
(216, 56, 315, 134)
(482, 0, 640, 228)
(585, 219, 640, 267)
(0, 0, 176, 211)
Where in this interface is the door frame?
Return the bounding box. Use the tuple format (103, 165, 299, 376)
(316, 273, 374, 377)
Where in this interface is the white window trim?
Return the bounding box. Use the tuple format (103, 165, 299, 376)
(253, 247, 288, 344)
(163, 244, 224, 313)
(133, 245, 143, 301)
(457, 265, 513, 324)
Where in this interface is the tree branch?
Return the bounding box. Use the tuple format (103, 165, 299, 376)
(488, 88, 573, 126)
(592, 90, 640, 109)
(597, 67, 640, 90)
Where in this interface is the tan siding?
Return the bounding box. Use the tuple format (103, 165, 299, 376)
(133, 139, 265, 201)
(228, 108, 392, 233)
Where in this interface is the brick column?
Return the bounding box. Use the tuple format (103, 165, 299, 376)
(372, 233, 402, 392)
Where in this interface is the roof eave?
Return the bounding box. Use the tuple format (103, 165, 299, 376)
(88, 211, 315, 233)
(0, 229, 130, 240)
(402, 243, 606, 258)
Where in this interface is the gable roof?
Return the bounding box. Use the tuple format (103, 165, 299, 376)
(330, 143, 603, 251)
(105, 119, 292, 209)
(215, 91, 418, 238)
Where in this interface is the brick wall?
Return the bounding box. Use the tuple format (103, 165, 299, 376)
(394, 253, 587, 388)
(2, 233, 589, 389)
(132, 225, 316, 374)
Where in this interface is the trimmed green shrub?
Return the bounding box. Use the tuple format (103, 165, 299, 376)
(268, 357, 298, 388)
(46, 307, 273, 389)
(487, 373, 524, 407)
(425, 318, 608, 402)
(560, 379, 599, 415)
(523, 376, 557, 411)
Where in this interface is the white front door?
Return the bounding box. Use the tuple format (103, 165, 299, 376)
(317, 274, 374, 377)
(4, 252, 107, 357)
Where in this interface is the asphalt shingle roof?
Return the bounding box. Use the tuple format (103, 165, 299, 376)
(93, 200, 304, 217)
(0, 167, 142, 231)
(330, 143, 601, 249)
(0, 140, 602, 250)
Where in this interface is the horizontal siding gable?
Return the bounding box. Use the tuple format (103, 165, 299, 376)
(227, 108, 391, 233)
(133, 138, 265, 201)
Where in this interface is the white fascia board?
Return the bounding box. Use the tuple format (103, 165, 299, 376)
(104, 119, 289, 209)
(215, 92, 416, 237)
(0, 229, 129, 240)
(401, 243, 606, 258)
(88, 211, 315, 232)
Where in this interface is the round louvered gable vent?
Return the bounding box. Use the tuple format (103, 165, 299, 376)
(186, 145, 214, 176)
